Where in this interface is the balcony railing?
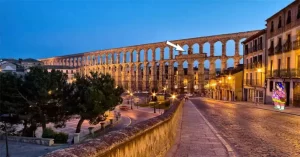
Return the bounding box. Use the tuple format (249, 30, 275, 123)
(293, 40, 300, 50)
(245, 79, 263, 87)
(275, 44, 282, 54)
(283, 41, 292, 52)
(257, 44, 263, 50)
(268, 47, 274, 56)
(266, 68, 300, 78)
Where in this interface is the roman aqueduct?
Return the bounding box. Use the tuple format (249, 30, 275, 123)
(40, 30, 259, 94)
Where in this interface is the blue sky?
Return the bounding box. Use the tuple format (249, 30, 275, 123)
(0, 0, 294, 68)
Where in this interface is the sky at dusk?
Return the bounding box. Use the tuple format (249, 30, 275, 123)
(0, 0, 295, 68)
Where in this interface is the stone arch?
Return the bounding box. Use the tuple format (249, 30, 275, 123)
(140, 49, 144, 62)
(155, 47, 160, 61)
(108, 53, 112, 64)
(192, 43, 199, 54)
(173, 47, 179, 59)
(120, 52, 124, 63)
(183, 44, 189, 55)
(214, 41, 222, 56)
(226, 40, 235, 56)
(203, 42, 210, 56)
(204, 60, 210, 80)
(126, 51, 130, 63)
(239, 58, 243, 64)
(215, 59, 221, 74)
(133, 50, 137, 62)
(227, 58, 234, 68)
(239, 38, 247, 55)
(147, 49, 153, 61)
(164, 47, 170, 59)
(113, 53, 117, 64)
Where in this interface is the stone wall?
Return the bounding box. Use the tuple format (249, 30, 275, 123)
(44, 99, 184, 157)
(0, 135, 54, 146)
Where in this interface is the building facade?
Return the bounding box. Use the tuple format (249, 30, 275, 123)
(42, 65, 77, 84)
(206, 65, 243, 101)
(266, 0, 300, 107)
(242, 29, 267, 104)
(39, 31, 259, 94)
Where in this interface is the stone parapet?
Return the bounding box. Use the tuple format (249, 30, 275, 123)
(0, 135, 54, 146)
(43, 99, 184, 157)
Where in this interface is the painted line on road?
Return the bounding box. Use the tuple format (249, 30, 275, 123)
(189, 100, 237, 157)
(124, 116, 132, 127)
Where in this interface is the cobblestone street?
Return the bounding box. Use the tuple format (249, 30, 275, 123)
(190, 97, 300, 157)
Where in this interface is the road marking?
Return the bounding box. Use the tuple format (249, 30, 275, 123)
(189, 100, 237, 157)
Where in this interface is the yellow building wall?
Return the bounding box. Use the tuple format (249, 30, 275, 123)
(233, 71, 243, 101)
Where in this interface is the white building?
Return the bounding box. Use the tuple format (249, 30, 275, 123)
(265, 0, 300, 107)
(42, 65, 77, 83)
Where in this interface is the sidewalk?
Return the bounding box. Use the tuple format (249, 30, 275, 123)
(119, 104, 162, 115)
(202, 97, 300, 116)
(166, 100, 235, 157)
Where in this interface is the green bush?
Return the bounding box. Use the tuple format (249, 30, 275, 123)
(42, 127, 68, 143)
(54, 132, 69, 143)
(42, 128, 56, 138)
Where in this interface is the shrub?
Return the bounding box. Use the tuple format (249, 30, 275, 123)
(54, 132, 69, 143)
(42, 128, 56, 138)
(42, 127, 69, 143)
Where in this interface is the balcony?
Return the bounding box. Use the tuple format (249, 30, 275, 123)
(266, 68, 300, 78)
(283, 41, 292, 52)
(274, 45, 282, 54)
(293, 40, 300, 50)
(257, 44, 263, 50)
(268, 47, 274, 56)
(248, 47, 253, 54)
(245, 79, 263, 87)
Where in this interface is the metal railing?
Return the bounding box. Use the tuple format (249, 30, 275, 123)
(266, 68, 300, 78)
(293, 40, 300, 50)
(283, 41, 292, 52)
(245, 79, 263, 86)
(268, 47, 274, 56)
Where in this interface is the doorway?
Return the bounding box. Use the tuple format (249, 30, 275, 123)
(285, 82, 290, 106)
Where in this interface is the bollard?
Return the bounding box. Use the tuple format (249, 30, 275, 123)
(110, 119, 113, 125)
(73, 133, 80, 144)
(100, 122, 105, 130)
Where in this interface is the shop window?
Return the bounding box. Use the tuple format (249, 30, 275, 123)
(269, 81, 273, 92)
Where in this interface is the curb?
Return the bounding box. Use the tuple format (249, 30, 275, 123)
(190, 100, 237, 157)
(203, 98, 300, 117)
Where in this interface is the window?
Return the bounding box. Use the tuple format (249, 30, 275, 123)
(297, 30, 300, 41)
(245, 44, 248, 54)
(259, 37, 263, 50)
(278, 59, 281, 76)
(270, 60, 273, 76)
(298, 5, 300, 19)
(270, 81, 274, 92)
(271, 21, 274, 32)
(287, 57, 290, 71)
(287, 10, 291, 24)
(278, 16, 282, 28)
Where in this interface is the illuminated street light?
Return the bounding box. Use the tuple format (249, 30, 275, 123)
(130, 92, 133, 110)
(257, 68, 262, 72)
(48, 90, 52, 95)
(228, 76, 232, 80)
(171, 94, 176, 106)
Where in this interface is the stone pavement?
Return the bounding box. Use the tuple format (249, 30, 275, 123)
(166, 100, 234, 157)
(203, 97, 300, 116)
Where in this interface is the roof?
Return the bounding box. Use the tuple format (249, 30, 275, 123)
(266, 0, 298, 22)
(42, 65, 74, 70)
(22, 58, 40, 62)
(242, 29, 266, 44)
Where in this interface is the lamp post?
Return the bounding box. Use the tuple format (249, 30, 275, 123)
(152, 92, 156, 113)
(130, 92, 133, 110)
(0, 114, 13, 157)
(163, 87, 167, 100)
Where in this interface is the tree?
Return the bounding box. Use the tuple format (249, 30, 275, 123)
(67, 72, 123, 133)
(21, 66, 69, 132)
(0, 72, 25, 134)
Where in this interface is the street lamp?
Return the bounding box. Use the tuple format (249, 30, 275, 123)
(130, 92, 133, 110)
(171, 94, 176, 105)
(256, 68, 262, 105)
(152, 92, 156, 113)
(163, 87, 167, 100)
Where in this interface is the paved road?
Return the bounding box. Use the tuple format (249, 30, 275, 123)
(190, 97, 300, 157)
(0, 140, 70, 157)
